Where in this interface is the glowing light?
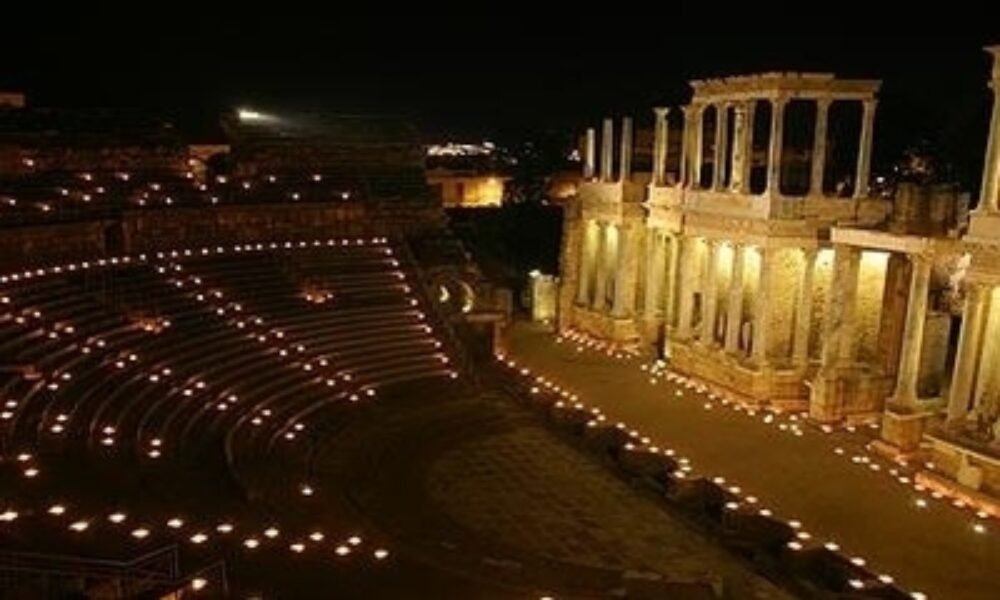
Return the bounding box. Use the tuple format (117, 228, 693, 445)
(191, 577, 208, 591)
(374, 548, 389, 560)
(132, 528, 150, 539)
(69, 520, 89, 532)
(238, 109, 268, 122)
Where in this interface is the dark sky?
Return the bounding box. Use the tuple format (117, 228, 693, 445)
(4, 13, 999, 185)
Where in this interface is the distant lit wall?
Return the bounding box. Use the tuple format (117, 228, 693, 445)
(427, 169, 507, 208)
(529, 272, 558, 322)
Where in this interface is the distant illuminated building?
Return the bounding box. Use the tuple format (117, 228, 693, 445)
(427, 168, 508, 207)
(426, 140, 509, 207)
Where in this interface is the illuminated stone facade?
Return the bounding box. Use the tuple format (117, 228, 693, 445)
(426, 168, 507, 207)
(558, 53, 1000, 502)
(561, 73, 892, 409)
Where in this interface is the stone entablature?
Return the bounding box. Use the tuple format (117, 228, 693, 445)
(690, 72, 880, 102)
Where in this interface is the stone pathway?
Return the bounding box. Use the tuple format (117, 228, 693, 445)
(509, 321, 1000, 600)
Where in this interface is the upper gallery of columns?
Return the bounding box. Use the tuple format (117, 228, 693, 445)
(681, 72, 881, 202)
(961, 46, 1000, 273)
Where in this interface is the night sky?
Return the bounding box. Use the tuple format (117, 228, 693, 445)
(5, 13, 999, 187)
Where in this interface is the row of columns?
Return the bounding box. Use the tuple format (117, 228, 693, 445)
(668, 240, 816, 368)
(584, 118, 635, 183)
(977, 46, 1000, 213)
(600, 96, 878, 199)
(575, 220, 642, 318)
(818, 246, 935, 410)
(941, 47, 1000, 427)
(947, 284, 991, 423)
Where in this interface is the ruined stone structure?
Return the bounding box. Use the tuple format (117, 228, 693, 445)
(561, 73, 890, 407)
(917, 46, 1000, 498)
(557, 52, 1000, 502)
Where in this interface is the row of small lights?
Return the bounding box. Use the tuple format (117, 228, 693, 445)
(0, 237, 444, 467)
(0, 461, 389, 595)
(2, 168, 357, 213)
(494, 350, 930, 599)
(536, 323, 999, 533)
(0, 494, 389, 560)
(1, 236, 458, 465)
(637, 359, 998, 537)
(0, 238, 436, 593)
(555, 328, 640, 360)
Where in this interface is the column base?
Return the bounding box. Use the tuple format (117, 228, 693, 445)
(668, 340, 807, 407)
(808, 367, 893, 423)
(879, 407, 933, 453)
(567, 304, 641, 346)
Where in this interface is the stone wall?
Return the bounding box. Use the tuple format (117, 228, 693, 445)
(0, 220, 106, 270)
(0, 201, 446, 270)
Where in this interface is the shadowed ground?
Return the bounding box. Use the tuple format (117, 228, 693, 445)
(238, 378, 794, 598)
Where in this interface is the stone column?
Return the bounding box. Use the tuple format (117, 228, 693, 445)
(601, 118, 614, 182)
(712, 104, 729, 191)
(591, 223, 609, 311)
(725, 244, 745, 354)
(766, 97, 786, 195)
(643, 230, 666, 318)
(679, 106, 692, 187)
(612, 224, 640, 318)
(663, 234, 680, 327)
(810, 99, 831, 196)
(700, 241, 721, 344)
(739, 100, 756, 193)
(820, 246, 861, 370)
(892, 256, 932, 406)
(691, 104, 705, 189)
(583, 127, 596, 180)
(620, 117, 634, 183)
(854, 99, 878, 199)
(752, 246, 773, 365)
(979, 47, 1000, 212)
(653, 107, 670, 186)
(676, 237, 697, 340)
(792, 248, 818, 367)
(947, 284, 990, 423)
(838, 249, 862, 367)
(729, 103, 746, 192)
(575, 220, 594, 306)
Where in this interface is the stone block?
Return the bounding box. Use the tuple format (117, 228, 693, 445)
(880, 408, 929, 452)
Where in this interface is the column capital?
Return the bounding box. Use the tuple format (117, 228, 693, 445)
(909, 252, 932, 267)
(815, 96, 833, 109)
(654, 106, 671, 118)
(987, 45, 1000, 78)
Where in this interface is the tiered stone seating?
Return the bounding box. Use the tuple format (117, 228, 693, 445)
(0, 168, 376, 226)
(0, 237, 447, 595)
